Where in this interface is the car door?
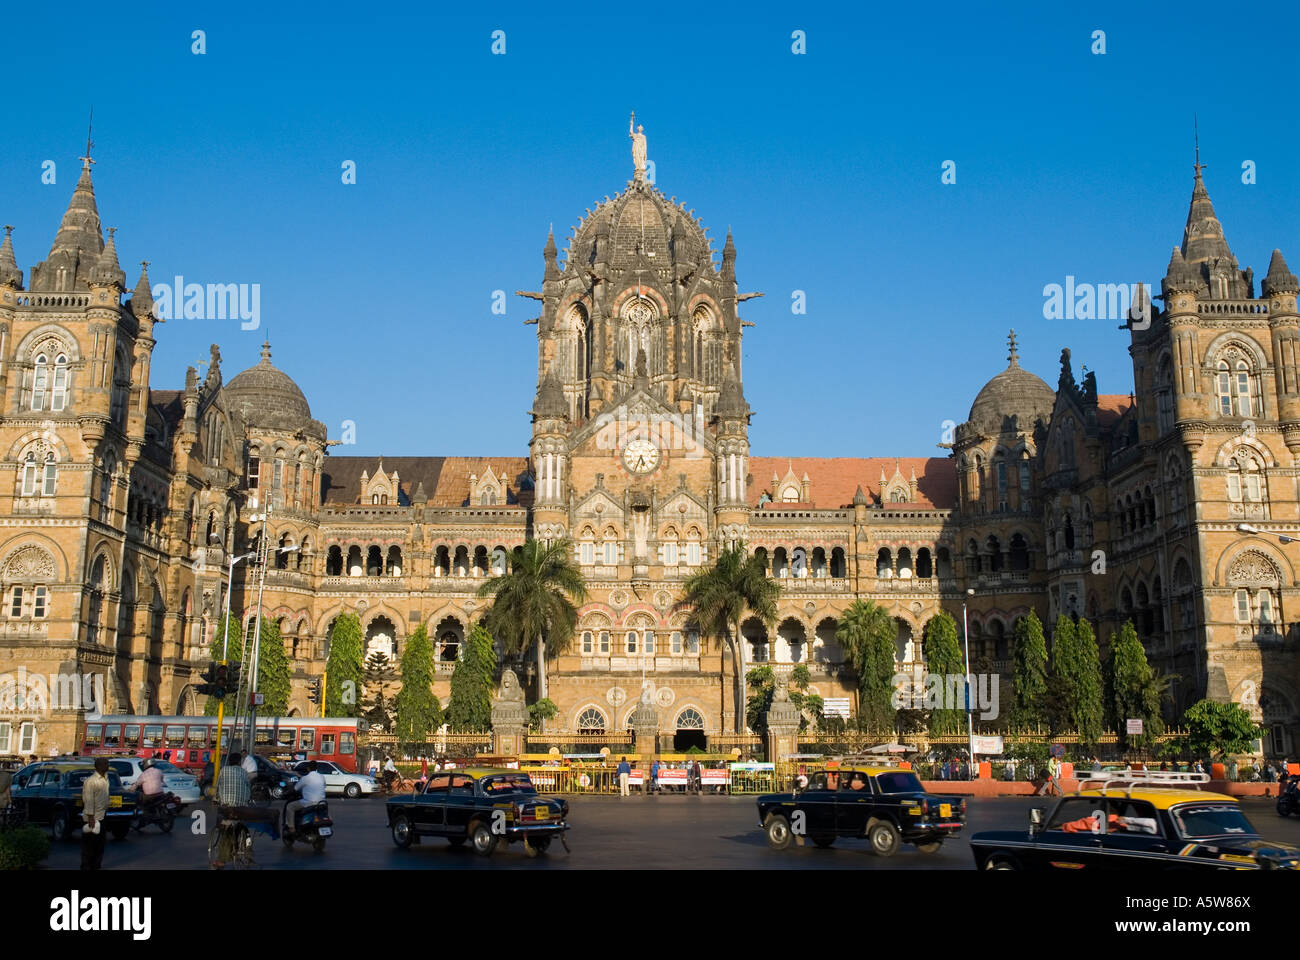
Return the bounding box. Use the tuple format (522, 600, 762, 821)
(443, 775, 477, 835)
(16, 768, 46, 820)
(416, 775, 450, 831)
(313, 761, 342, 794)
(834, 771, 874, 836)
(1101, 799, 1168, 867)
(797, 772, 837, 836)
(1034, 797, 1109, 869)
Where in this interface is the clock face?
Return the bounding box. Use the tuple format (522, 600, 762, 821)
(622, 438, 660, 474)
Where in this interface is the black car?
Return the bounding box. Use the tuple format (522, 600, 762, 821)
(10, 761, 137, 841)
(386, 767, 569, 856)
(970, 785, 1300, 870)
(200, 754, 299, 800)
(757, 766, 966, 856)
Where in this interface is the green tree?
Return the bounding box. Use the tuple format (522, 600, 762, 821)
(1010, 610, 1049, 728)
(360, 651, 397, 732)
(1107, 620, 1166, 751)
(528, 698, 558, 731)
(447, 623, 497, 731)
(923, 611, 965, 735)
(324, 613, 364, 717)
(1045, 616, 1078, 735)
(678, 542, 781, 733)
(203, 613, 242, 716)
(1071, 618, 1105, 749)
(745, 663, 818, 736)
(394, 624, 441, 745)
(1182, 699, 1262, 758)
(835, 600, 898, 733)
(203, 615, 290, 719)
(477, 539, 587, 702)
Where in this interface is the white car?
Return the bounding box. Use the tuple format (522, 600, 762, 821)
(292, 759, 378, 798)
(106, 757, 202, 804)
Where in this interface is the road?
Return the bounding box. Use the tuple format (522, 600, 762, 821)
(38, 795, 1300, 870)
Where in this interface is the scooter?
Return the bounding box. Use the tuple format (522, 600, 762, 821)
(281, 789, 333, 852)
(1277, 776, 1300, 817)
(131, 791, 186, 833)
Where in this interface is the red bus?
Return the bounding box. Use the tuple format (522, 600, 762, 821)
(81, 716, 367, 773)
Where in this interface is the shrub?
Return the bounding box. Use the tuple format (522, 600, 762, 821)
(0, 825, 51, 870)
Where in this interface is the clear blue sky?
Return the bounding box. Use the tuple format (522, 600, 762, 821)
(3, 1, 1298, 458)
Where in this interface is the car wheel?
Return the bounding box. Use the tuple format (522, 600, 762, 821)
(448, 836, 466, 847)
(471, 821, 498, 856)
(812, 835, 835, 849)
(51, 808, 71, 842)
(391, 814, 414, 849)
(532, 837, 552, 854)
(916, 841, 942, 854)
(764, 814, 793, 850)
(270, 784, 286, 801)
(868, 820, 901, 857)
(345, 783, 361, 799)
(984, 854, 1019, 870)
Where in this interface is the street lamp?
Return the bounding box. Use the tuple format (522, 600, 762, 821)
(1237, 523, 1300, 544)
(962, 587, 976, 776)
(242, 507, 298, 750)
(211, 538, 255, 792)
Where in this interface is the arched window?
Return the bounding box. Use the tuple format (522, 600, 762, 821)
(31, 354, 49, 410)
(576, 707, 606, 733)
(1156, 356, 1174, 435)
(20, 453, 37, 496)
(42, 454, 56, 497)
(876, 548, 893, 578)
(1217, 353, 1257, 417)
(676, 708, 705, 730)
(1227, 451, 1267, 506)
(480, 489, 497, 506)
(995, 456, 1008, 509)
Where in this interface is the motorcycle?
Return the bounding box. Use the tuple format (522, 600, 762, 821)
(1277, 776, 1300, 817)
(132, 791, 186, 833)
(281, 789, 333, 853)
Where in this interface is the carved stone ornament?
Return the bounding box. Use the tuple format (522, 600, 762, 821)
(655, 686, 675, 708)
(1227, 550, 1280, 588)
(606, 686, 627, 707)
(4, 544, 56, 581)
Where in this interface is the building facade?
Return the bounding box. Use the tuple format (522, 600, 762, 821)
(1, 142, 1296, 757)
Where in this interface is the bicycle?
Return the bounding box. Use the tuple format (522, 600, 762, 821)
(208, 817, 255, 869)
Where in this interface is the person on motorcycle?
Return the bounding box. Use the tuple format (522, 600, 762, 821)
(135, 759, 167, 812)
(215, 751, 280, 840)
(284, 760, 327, 833)
(382, 755, 398, 790)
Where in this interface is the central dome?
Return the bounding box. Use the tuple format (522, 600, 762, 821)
(967, 332, 1055, 435)
(565, 182, 713, 272)
(225, 340, 313, 429)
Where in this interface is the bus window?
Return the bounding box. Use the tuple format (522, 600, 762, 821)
(124, 725, 141, 748)
(165, 725, 186, 749)
(104, 725, 121, 748)
(277, 728, 297, 748)
(254, 727, 273, 746)
(321, 733, 336, 755)
(186, 725, 208, 749)
(340, 731, 355, 755)
(300, 729, 315, 751)
(84, 724, 102, 748)
(216, 727, 232, 750)
(143, 725, 163, 749)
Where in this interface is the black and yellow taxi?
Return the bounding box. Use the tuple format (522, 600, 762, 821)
(10, 760, 137, 841)
(757, 765, 966, 856)
(971, 773, 1300, 870)
(386, 767, 569, 857)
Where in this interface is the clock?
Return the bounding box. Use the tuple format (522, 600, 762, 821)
(622, 437, 660, 474)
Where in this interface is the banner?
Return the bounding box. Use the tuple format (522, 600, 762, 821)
(655, 768, 688, 786)
(700, 768, 729, 785)
(729, 762, 775, 772)
(972, 735, 1003, 755)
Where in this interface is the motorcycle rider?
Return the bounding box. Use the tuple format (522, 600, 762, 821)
(134, 758, 167, 813)
(215, 751, 280, 840)
(284, 760, 327, 833)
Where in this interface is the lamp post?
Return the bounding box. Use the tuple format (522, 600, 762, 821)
(242, 505, 298, 753)
(211, 543, 256, 792)
(1236, 523, 1299, 545)
(962, 587, 976, 776)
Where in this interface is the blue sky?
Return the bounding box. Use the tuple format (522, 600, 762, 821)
(3, 1, 1298, 458)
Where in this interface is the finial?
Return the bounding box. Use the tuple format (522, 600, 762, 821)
(1007, 328, 1019, 365)
(1193, 114, 1204, 179)
(260, 340, 272, 363)
(80, 107, 96, 169)
(107, 226, 116, 240)
(3, 225, 11, 237)
(140, 260, 149, 270)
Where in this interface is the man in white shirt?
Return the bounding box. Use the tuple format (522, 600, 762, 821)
(242, 751, 260, 784)
(134, 759, 166, 810)
(284, 761, 327, 832)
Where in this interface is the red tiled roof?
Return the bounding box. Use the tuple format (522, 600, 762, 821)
(1096, 394, 1134, 427)
(748, 457, 957, 510)
(321, 456, 532, 508)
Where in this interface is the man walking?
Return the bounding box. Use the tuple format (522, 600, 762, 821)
(616, 756, 631, 797)
(81, 757, 111, 870)
(650, 757, 660, 796)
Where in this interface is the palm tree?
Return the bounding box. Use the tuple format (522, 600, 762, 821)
(677, 542, 780, 733)
(477, 538, 587, 701)
(835, 599, 898, 733)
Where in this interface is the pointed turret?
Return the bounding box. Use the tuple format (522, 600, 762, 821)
(1263, 249, 1300, 297)
(131, 261, 154, 319)
(852, 485, 868, 507)
(0, 226, 21, 288)
(1178, 163, 1251, 299)
(1163, 245, 1198, 296)
(533, 368, 567, 418)
(92, 226, 126, 287)
(543, 225, 560, 281)
(721, 227, 736, 280)
(715, 362, 748, 418)
(413, 480, 427, 504)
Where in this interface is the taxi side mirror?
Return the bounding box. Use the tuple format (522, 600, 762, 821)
(1029, 807, 1045, 834)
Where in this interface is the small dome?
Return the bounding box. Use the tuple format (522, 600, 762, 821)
(225, 341, 312, 428)
(967, 331, 1055, 435)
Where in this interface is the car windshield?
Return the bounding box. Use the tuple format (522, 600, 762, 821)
(874, 772, 924, 793)
(481, 775, 537, 795)
(66, 770, 122, 789)
(107, 761, 134, 777)
(1172, 804, 1257, 838)
(151, 761, 186, 775)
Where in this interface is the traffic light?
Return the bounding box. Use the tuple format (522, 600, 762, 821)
(307, 677, 322, 705)
(196, 661, 221, 697)
(215, 662, 229, 696)
(227, 661, 242, 691)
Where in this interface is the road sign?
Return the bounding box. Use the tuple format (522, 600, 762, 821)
(251, 692, 265, 706)
(1126, 718, 1143, 735)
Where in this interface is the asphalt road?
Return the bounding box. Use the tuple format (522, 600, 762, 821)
(37, 795, 1300, 870)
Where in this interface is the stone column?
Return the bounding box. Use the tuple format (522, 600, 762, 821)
(630, 698, 659, 760)
(765, 675, 802, 763)
(490, 668, 528, 757)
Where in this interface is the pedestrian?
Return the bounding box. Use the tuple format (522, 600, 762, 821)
(421, 756, 429, 781)
(651, 757, 660, 795)
(939, 759, 949, 781)
(0, 762, 12, 813)
(617, 756, 631, 797)
(691, 758, 702, 794)
(1227, 758, 1238, 782)
(81, 757, 111, 870)
(1091, 756, 1102, 774)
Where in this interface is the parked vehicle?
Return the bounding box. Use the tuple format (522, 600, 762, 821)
(972, 771, 1300, 870)
(291, 759, 377, 799)
(757, 766, 966, 856)
(10, 761, 137, 841)
(386, 768, 569, 857)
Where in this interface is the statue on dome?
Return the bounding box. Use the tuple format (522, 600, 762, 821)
(629, 112, 647, 182)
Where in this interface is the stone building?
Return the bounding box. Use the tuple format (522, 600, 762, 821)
(0, 139, 1295, 757)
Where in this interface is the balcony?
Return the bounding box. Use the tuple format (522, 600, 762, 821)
(319, 575, 408, 591)
(264, 569, 311, 590)
(775, 576, 850, 594)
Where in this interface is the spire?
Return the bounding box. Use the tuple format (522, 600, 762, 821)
(259, 340, 272, 364)
(131, 261, 154, 318)
(543, 225, 560, 281)
(715, 362, 748, 418)
(534, 368, 567, 418)
(0, 226, 21, 288)
(92, 225, 126, 287)
(721, 227, 736, 279)
(852, 485, 868, 506)
(1263, 249, 1299, 297)
(1007, 328, 1019, 367)
(50, 153, 105, 260)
